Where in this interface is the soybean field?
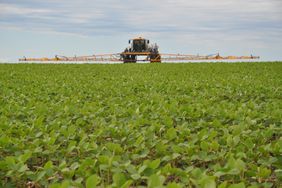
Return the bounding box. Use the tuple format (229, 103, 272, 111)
(0, 63, 281, 187)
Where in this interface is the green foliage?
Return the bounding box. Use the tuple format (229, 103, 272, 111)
(86, 174, 100, 188)
(228, 182, 245, 188)
(0, 63, 281, 187)
(148, 174, 165, 188)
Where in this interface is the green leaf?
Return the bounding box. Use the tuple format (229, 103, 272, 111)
(167, 182, 182, 188)
(148, 174, 165, 188)
(148, 159, 161, 169)
(199, 176, 216, 188)
(138, 165, 147, 174)
(19, 151, 32, 163)
(200, 141, 209, 151)
(49, 180, 70, 188)
(36, 171, 46, 181)
(106, 142, 123, 154)
(166, 128, 177, 140)
(130, 173, 141, 180)
(60, 180, 71, 188)
(191, 168, 203, 179)
(44, 161, 53, 170)
(233, 135, 240, 146)
(218, 181, 228, 188)
(134, 136, 144, 146)
(70, 162, 79, 170)
(257, 167, 271, 178)
(235, 159, 246, 172)
(225, 157, 246, 175)
(113, 173, 127, 186)
(86, 174, 100, 188)
(228, 182, 245, 188)
(18, 164, 29, 173)
(121, 180, 133, 188)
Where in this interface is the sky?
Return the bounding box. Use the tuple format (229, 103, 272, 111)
(0, 0, 282, 62)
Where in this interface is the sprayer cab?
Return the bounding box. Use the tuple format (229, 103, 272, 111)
(128, 37, 150, 52)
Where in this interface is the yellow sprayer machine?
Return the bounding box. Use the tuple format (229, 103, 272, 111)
(19, 37, 259, 63)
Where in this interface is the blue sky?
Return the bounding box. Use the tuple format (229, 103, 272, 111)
(0, 0, 282, 62)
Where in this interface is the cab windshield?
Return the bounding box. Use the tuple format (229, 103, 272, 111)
(133, 40, 146, 52)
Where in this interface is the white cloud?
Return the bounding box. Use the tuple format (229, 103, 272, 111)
(0, 0, 281, 36)
(0, 3, 53, 15)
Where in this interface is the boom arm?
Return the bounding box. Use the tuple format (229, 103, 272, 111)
(19, 53, 259, 62)
(19, 54, 121, 62)
(160, 53, 259, 61)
